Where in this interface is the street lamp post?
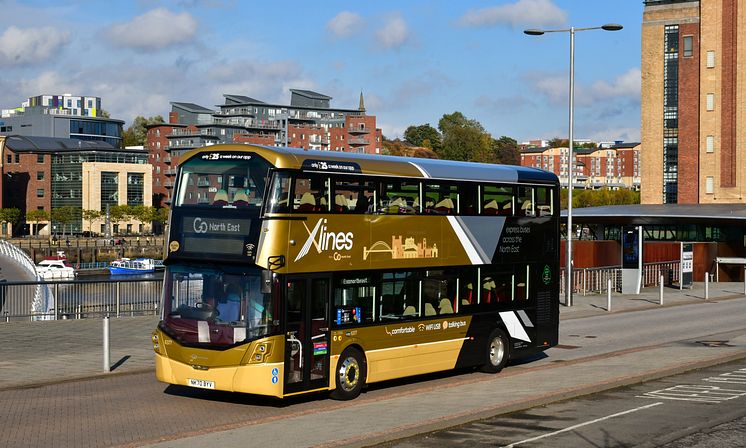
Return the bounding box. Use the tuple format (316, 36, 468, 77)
(524, 23, 622, 307)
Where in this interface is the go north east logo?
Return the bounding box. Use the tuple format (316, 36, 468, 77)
(294, 218, 354, 262)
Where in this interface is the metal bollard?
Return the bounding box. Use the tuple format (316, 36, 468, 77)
(103, 315, 111, 372)
(705, 274, 709, 301)
(607, 278, 612, 312)
(659, 274, 663, 306)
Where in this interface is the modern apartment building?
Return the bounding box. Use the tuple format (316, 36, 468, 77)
(0, 135, 151, 236)
(642, 0, 745, 204)
(0, 94, 124, 147)
(520, 143, 641, 190)
(148, 89, 383, 207)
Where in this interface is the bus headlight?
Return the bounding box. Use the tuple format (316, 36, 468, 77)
(249, 342, 272, 363)
(152, 333, 161, 353)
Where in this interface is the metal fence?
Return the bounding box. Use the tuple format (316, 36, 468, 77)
(560, 261, 681, 297)
(1, 278, 163, 322)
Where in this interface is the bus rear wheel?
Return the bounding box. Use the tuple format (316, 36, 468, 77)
(330, 347, 366, 400)
(481, 328, 509, 373)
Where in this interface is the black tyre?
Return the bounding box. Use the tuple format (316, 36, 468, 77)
(481, 328, 509, 373)
(330, 347, 366, 400)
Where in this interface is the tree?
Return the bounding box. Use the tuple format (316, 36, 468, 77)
(491, 136, 521, 165)
(98, 109, 111, 118)
(0, 208, 22, 237)
(437, 112, 491, 162)
(129, 205, 156, 233)
(81, 209, 102, 235)
(404, 124, 442, 153)
(123, 115, 165, 146)
(51, 206, 79, 236)
(26, 209, 49, 237)
(109, 205, 133, 233)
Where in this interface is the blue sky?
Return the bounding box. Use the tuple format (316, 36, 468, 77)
(0, 0, 643, 143)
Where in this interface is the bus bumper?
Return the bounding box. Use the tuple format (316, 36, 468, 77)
(155, 353, 286, 398)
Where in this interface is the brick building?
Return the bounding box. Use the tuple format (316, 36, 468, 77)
(642, 0, 746, 204)
(520, 143, 641, 190)
(0, 135, 151, 236)
(147, 89, 383, 207)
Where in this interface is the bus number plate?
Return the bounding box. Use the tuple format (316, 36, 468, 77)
(188, 378, 215, 389)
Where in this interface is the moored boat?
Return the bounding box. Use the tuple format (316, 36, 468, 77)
(109, 258, 156, 275)
(36, 251, 76, 280)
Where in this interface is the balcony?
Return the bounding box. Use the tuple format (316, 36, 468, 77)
(349, 137, 370, 146)
(348, 126, 370, 135)
(165, 168, 177, 176)
(163, 156, 171, 164)
(164, 181, 174, 189)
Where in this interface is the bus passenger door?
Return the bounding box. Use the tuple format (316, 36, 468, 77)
(284, 276, 330, 395)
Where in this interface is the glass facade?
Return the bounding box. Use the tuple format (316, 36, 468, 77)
(101, 172, 119, 211)
(127, 173, 144, 206)
(662, 25, 679, 204)
(49, 151, 148, 233)
(69, 119, 123, 147)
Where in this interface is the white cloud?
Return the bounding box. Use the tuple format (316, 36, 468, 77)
(379, 122, 407, 139)
(327, 11, 364, 37)
(375, 14, 410, 49)
(0, 26, 70, 66)
(530, 68, 641, 107)
(458, 0, 566, 29)
(107, 8, 197, 50)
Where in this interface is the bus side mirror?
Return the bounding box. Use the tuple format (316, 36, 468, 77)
(261, 270, 273, 294)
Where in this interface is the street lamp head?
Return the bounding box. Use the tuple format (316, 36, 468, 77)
(524, 29, 545, 36)
(601, 23, 623, 32)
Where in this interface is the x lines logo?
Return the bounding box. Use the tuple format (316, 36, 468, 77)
(294, 218, 353, 262)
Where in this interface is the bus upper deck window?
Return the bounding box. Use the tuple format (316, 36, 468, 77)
(267, 172, 292, 213)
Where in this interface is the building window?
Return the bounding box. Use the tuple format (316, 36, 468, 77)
(682, 36, 693, 57)
(706, 135, 714, 153)
(37, 154, 44, 163)
(37, 171, 44, 181)
(706, 51, 715, 68)
(706, 93, 715, 111)
(36, 189, 45, 198)
(101, 172, 119, 209)
(14, 154, 19, 163)
(127, 173, 144, 206)
(6, 155, 10, 164)
(705, 176, 714, 194)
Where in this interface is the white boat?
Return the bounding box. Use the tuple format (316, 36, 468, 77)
(36, 257, 76, 280)
(109, 258, 156, 275)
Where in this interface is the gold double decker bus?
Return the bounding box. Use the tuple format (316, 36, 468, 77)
(153, 144, 559, 400)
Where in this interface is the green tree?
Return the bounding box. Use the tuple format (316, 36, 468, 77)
(26, 209, 49, 237)
(437, 111, 491, 162)
(98, 109, 111, 118)
(0, 208, 22, 237)
(81, 209, 102, 235)
(109, 205, 133, 233)
(51, 206, 79, 236)
(491, 136, 521, 165)
(123, 115, 165, 146)
(404, 124, 442, 153)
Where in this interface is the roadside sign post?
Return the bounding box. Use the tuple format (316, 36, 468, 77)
(621, 226, 642, 294)
(103, 315, 110, 373)
(680, 242, 693, 290)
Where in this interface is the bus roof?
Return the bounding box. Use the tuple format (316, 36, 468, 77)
(182, 144, 558, 184)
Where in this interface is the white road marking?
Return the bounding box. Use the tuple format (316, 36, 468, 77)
(499, 402, 664, 448)
(638, 385, 746, 403)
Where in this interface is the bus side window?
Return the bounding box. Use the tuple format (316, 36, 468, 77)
(458, 268, 478, 313)
(517, 186, 534, 217)
(482, 185, 514, 216)
(535, 187, 553, 216)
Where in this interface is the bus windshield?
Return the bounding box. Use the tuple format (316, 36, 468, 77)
(161, 265, 276, 347)
(174, 154, 271, 208)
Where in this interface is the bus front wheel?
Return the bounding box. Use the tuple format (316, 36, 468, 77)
(331, 347, 366, 400)
(481, 328, 509, 373)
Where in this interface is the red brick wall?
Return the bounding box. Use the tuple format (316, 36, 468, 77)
(678, 23, 700, 203)
(721, 0, 737, 187)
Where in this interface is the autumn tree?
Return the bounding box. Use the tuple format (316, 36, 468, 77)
(404, 124, 442, 153)
(123, 115, 165, 146)
(437, 111, 491, 163)
(491, 136, 521, 165)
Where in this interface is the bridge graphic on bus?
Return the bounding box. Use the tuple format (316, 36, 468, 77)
(363, 235, 439, 260)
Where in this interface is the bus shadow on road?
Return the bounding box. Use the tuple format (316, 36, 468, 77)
(162, 384, 325, 408)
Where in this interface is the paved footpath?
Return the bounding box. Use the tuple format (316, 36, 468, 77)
(1, 282, 745, 447)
